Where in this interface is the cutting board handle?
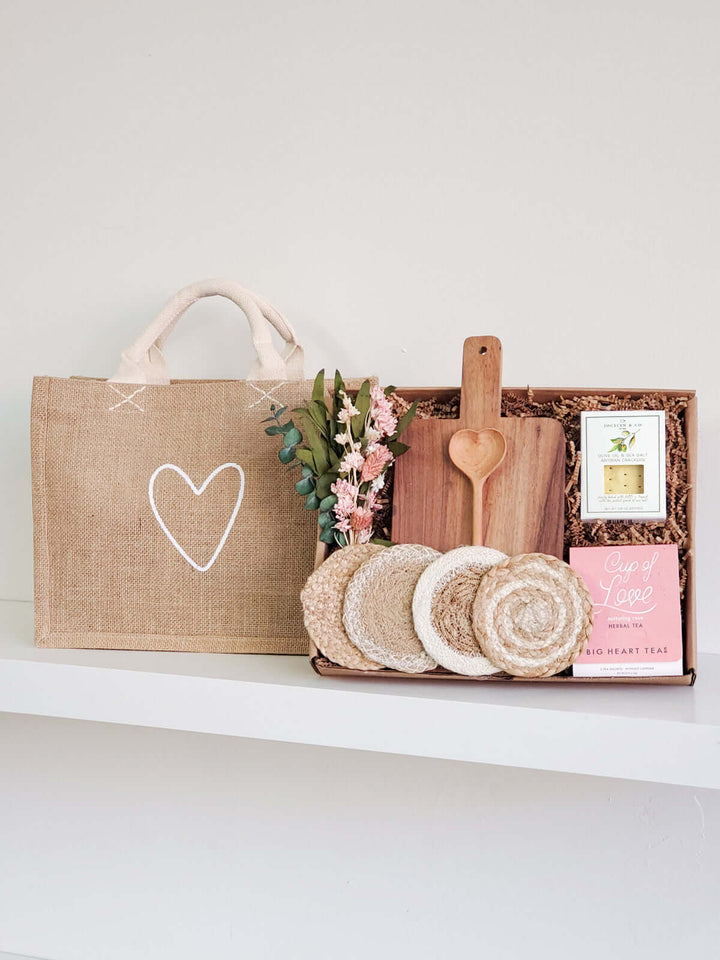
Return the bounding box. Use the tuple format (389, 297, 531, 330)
(460, 336, 502, 427)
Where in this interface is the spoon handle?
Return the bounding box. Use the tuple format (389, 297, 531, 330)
(472, 479, 486, 545)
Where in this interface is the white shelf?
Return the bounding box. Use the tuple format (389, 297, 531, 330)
(0, 599, 717, 789)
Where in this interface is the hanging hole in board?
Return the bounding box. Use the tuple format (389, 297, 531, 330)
(479, 346, 488, 355)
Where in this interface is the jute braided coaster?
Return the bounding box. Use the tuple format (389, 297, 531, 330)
(413, 546, 508, 676)
(472, 553, 594, 678)
(343, 544, 441, 673)
(301, 544, 386, 671)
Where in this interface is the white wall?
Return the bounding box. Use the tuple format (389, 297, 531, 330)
(1, 3, 719, 958)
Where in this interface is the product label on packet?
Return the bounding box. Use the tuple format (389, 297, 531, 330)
(580, 410, 667, 521)
(570, 544, 683, 677)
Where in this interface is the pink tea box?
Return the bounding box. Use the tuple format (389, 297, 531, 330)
(570, 544, 683, 678)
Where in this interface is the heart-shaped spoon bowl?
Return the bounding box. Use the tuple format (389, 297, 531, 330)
(449, 428, 507, 480)
(448, 428, 507, 545)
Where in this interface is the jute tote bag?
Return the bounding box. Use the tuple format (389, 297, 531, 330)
(31, 279, 327, 653)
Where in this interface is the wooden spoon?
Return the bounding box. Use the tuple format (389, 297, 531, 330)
(448, 428, 507, 545)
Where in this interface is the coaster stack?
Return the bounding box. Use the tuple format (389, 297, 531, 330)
(302, 545, 593, 679)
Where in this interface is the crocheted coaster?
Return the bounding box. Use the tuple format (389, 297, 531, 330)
(301, 544, 386, 671)
(472, 553, 594, 678)
(413, 546, 508, 676)
(343, 544, 441, 673)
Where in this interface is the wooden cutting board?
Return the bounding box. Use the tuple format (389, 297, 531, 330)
(392, 336, 566, 556)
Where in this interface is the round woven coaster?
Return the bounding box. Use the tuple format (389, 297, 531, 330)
(301, 544, 386, 671)
(343, 544, 441, 673)
(472, 553, 594, 678)
(413, 546, 508, 676)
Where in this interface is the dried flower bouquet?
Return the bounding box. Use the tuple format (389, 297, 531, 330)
(265, 370, 416, 546)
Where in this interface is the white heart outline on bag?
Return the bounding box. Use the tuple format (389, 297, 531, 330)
(148, 463, 245, 572)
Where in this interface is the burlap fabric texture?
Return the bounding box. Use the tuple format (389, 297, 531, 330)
(31, 279, 369, 653)
(472, 553, 594, 678)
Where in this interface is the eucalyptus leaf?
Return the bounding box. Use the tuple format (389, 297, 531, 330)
(305, 492, 321, 510)
(334, 531, 348, 547)
(319, 494, 338, 512)
(274, 405, 288, 419)
(283, 427, 302, 447)
(319, 526, 336, 544)
(278, 446, 296, 464)
(295, 476, 315, 495)
(265, 424, 285, 436)
(301, 465, 314, 478)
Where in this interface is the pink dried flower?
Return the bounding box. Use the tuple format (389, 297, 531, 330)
(334, 517, 351, 533)
(360, 444, 393, 482)
(339, 450, 365, 474)
(334, 496, 354, 517)
(356, 528, 373, 544)
(332, 478, 359, 500)
(365, 490, 380, 512)
(370, 385, 398, 438)
(349, 507, 374, 533)
(331, 478, 359, 518)
(374, 411, 397, 438)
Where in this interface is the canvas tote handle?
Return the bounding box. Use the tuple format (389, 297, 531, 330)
(109, 279, 305, 384)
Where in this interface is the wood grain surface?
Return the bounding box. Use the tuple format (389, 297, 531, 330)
(392, 337, 566, 556)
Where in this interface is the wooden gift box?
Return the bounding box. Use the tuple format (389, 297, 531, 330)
(310, 386, 698, 686)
